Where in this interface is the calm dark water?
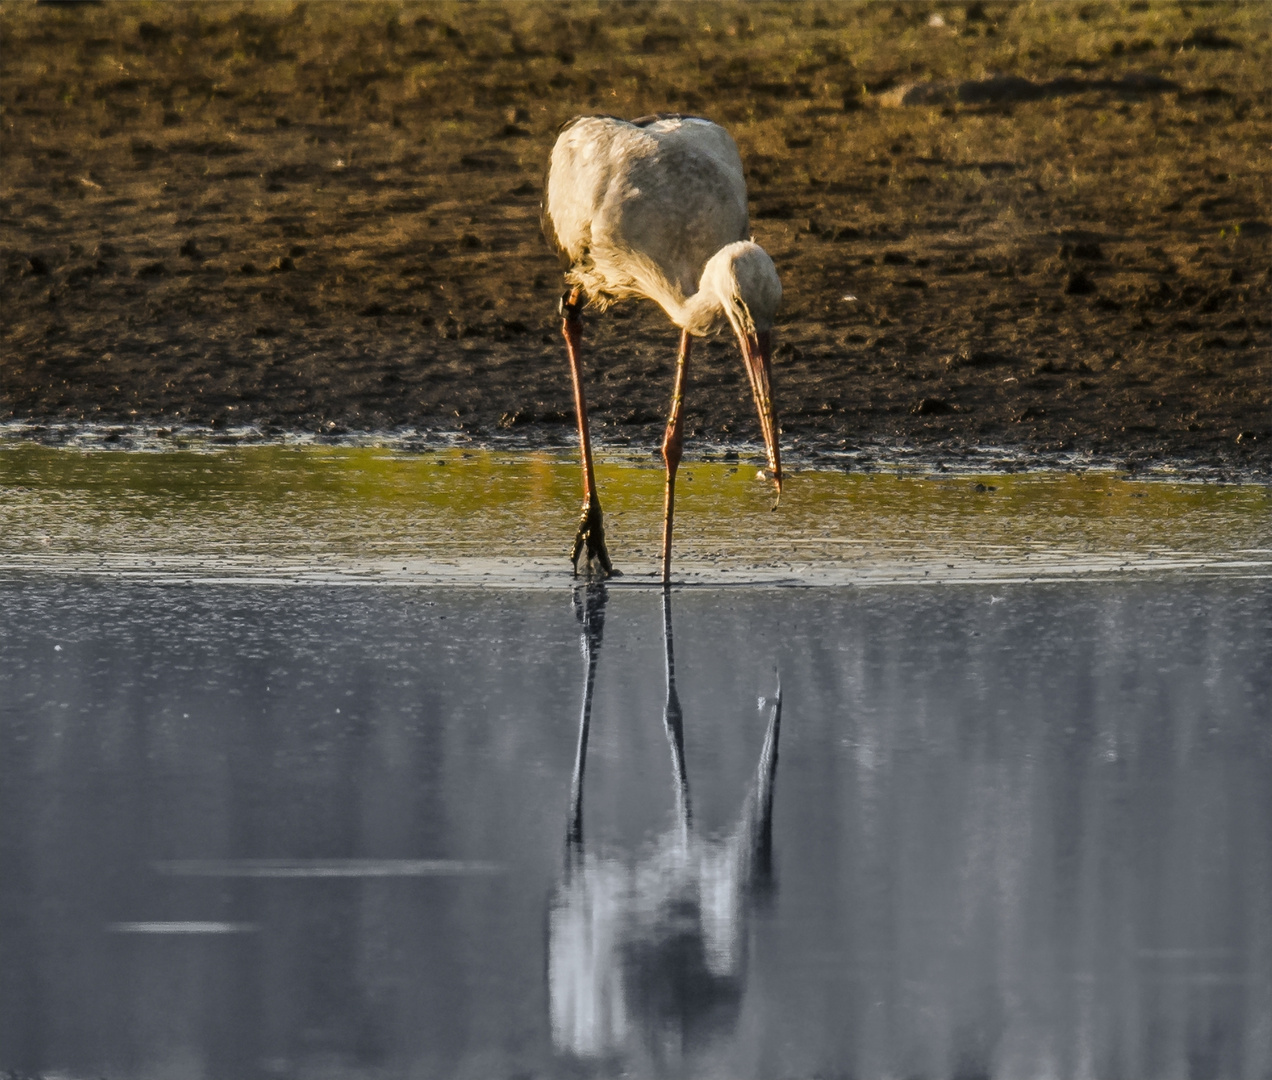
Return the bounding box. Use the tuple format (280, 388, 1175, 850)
(1, 578, 1269, 1080)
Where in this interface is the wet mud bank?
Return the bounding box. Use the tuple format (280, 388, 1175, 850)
(1, 419, 1268, 487)
(2, 3, 1269, 475)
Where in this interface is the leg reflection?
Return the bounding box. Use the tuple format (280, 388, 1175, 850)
(661, 586, 691, 845)
(567, 582, 607, 851)
(549, 588, 782, 1066)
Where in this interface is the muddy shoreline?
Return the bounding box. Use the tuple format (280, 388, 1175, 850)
(2, 3, 1269, 476)
(4, 419, 1266, 487)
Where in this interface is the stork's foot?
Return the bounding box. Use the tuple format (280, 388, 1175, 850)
(570, 498, 614, 578)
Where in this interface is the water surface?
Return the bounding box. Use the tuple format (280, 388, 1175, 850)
(2, 578, 1269, 1079)
(2, 444, 1269, 584)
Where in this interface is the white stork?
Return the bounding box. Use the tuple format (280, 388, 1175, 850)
(542, 114, 783, 583)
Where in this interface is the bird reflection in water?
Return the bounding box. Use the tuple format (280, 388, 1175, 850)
(549, 585, 781, 1065)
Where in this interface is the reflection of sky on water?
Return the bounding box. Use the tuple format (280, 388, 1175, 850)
(1, 578, 1268, 1079)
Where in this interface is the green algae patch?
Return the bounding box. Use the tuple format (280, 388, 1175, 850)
(2, 444, 1269, 584)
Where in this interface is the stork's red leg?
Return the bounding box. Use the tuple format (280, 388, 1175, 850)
(660, 330, 692, 584)
(561, 289, 613, 577)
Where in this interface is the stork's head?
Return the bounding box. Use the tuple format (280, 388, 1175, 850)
(700, 241, 783, 495)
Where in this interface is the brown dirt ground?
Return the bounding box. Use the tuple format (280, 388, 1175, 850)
(1, 1, 1269, 475)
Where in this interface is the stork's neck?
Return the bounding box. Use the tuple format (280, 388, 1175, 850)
(668, 282, 728, 337)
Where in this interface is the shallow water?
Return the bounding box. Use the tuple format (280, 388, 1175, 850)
(2, 444, 1270, 584)
(2, 447, 1270, 1078)
(2, 578, 1270, 1080)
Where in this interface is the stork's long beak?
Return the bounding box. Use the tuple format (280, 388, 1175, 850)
(739, 328, 782, 500)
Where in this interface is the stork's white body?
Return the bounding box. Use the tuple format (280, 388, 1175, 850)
(544, 115, 761, 335)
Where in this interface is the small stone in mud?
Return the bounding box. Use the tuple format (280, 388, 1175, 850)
(1064, 270, 1097, 295)
(912, 397, 952, 415)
